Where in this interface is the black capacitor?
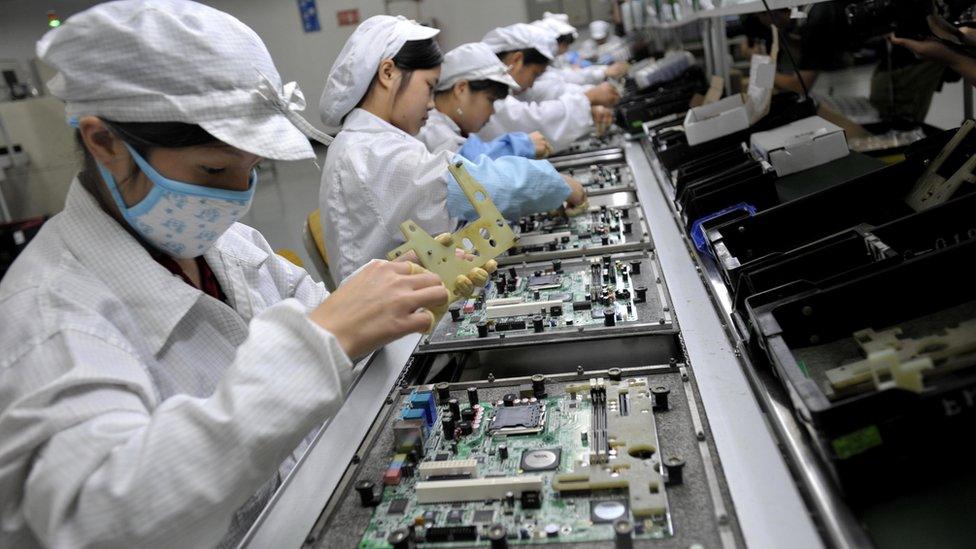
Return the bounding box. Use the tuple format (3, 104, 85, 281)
(508, 267, 517, 279)
(601, 234, 610, 245)
(629, 260, 641, 274)
(613, 519, 634, 549)
(488, 524, 509, 548)
(458, 421, 473, 436)
(615, 289, 631, 300)
(502, 393, 516, 407)
(621, 268, 629, 282)
(442, 413, 456, 440)
(495, 279, 506, 293)
(533, 315, 544, 333)
(477, 321, 489, 338)
(448, 398, 461, 419)
(450, 442, 458, 454)
(664, 455, 686, 485)
(550, 305, 562, 317)
(604, 309, 616, 327)
(652, 385, 670, 411)
(435, 382, 451, 404)
(401, 462, 414, 478)
(546, 242, 558, 252)
(602, 255, 612, 265)
(498, 444, 509, 459)
(461, 407, 476, 422)
(506, 280, 517, 293)
(634, 286, 648, 303)
(467, 386, 479, 408)
(603, 270, 610, 283)
(623, 222, 632, 235)
(449, 303, 461, 322)
(621, 208, 630, 219)
(533, 290, 541, 300)
(387, 528, 412, 549)
(608, 367, 623, 381)
(552, 259, 562, 272)
(355, 480, 378, 507)
(600, 204, 608, 213)
(626, 303, 632, 314)
(533, 270, 542, 277)
(519, 218, 530, 232)
(531, 374, 546, 398)
(560, 235, 571, 243)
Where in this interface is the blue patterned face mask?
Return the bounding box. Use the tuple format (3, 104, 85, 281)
(97, 142, 256, 258)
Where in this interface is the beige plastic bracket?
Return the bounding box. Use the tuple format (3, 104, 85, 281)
(386, 161, 518, 330)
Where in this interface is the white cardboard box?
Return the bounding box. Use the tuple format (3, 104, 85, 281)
(683, 54, 775, 146)
(749, 116, 850, 177)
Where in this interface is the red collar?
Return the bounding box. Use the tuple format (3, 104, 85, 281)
(149, 250, 227, 303)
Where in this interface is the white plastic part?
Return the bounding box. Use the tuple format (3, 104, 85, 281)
(415, 475, 543, 503)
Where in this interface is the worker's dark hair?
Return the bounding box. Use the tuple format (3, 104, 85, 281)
(557, 33, 576, 46)
(357, 38, 444, 109)
(497, 48, 551, 67)
(75, 120, 220, 195)
(435, 78, 510, 101)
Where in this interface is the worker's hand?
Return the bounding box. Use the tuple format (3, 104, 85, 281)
(591, 105, 614, 136)
(391, 249, 421, 265)
(889, 34, 962, 64)
(529, 131, 553, 158)
(562, 174, 587, 208)
(585, 82, 621, 108)
(604, 61, 631, 80)
(311, 260, 449, 358)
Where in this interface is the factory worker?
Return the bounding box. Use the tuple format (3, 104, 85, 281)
(531, 14, 630, 89)
(476, 23, 617, 152)
(319, 16, 586, 282)
(579, 20, 629, 64)
(418, 42, 553, 159)
(0, 2, 451, 548)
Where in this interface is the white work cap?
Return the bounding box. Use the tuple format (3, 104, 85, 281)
(482, 23, 556, 60)
(436, 43, 520, 92)
(533, 14, 578, 39)
(319, 15, 440, 132)
(37, 0, 330, 161)
(589, 20, 612, 41)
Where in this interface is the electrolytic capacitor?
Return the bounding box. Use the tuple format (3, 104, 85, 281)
(498, 444, 509, 459)
(356, 480, 378, 507)
(502, 393, 516, 407)
(533, 290, 541, 300)
(614, 519, 634, 549)
(448, 398, 461, 419)
(505, 491, 516, 507)
(488, 524, 508, 548)
(467, 387, 479, 408)
(664, 455, 686, 485)
(442, 413, 456, 440)
(461, 407, 476, 422)
(623, 222, 632, 234)
(634, 286, 648, 303)
(533, 315, 544, 333)
(449, 303, 461, 321)
(652, 385, 670, 411)
(629, 260, 641, 274)
(601, 234, 610, 245)
(621, 208, 629, 219)
(604, 309, 616, 327)
(552, 259, 562, 272)
(531, 374, 546, 398)
(435, 382, 451, 404)
(387, 528, 412, 549)
(477, 321, 489, 338)
(458, 421, 473, 436)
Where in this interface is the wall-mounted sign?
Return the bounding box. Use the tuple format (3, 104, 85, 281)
(336, 8, 360, 27)
(298, 0, 321, 33)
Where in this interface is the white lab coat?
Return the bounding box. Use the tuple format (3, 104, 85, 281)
(477, 91, 592, 153)
(551, 56, 608, 86)
(578, 35, 627, 62)
(320, 108, 456, 282)
(416, 108, 467, 155)
(520, 70, 591, 103)
(0, 180, 354, 549)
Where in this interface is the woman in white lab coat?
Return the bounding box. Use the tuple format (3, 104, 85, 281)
(476, 23, 619, 152)
(418, 42, 553, 159)
(527, 14, 631, 100)
(318, 16, 586, 282)
(0, 2, 450, 547)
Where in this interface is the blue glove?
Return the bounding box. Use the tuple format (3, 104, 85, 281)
(445, 154, 570, 222)
(458, 132, 535, 160)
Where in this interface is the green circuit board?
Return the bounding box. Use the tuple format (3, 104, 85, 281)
(359, 378, 672, 547)
(508, 206, 639, 257)
(561, 162, 634, 191)
(449, 256, 643, 339)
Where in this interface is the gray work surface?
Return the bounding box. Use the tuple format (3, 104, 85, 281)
(308, 369, 742, 548)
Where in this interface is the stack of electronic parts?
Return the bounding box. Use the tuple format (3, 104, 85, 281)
(644, 72, 976, 499)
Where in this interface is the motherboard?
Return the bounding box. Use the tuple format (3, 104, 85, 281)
(500, 202, 651, 265)
(357, 375, 677, 547)
(561, 162, 635, 195)
(420, 252, 671, 352)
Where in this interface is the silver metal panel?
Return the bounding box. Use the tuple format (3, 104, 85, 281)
(237, 334, 421, 549)
(625, 140, 824, 549)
